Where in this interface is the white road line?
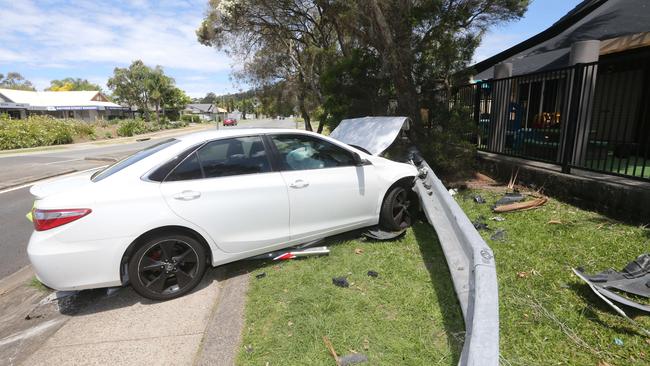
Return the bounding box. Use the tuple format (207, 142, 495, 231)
(0, 166, 107, 196)
(42, 158, 85, 165)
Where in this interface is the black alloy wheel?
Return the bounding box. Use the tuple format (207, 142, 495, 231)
(128, 234, 206, 301)
(379, 185, 413, 231)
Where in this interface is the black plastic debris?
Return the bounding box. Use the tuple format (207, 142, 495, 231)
(255, 272, 266, 279)
(573, 253, 650, 313)
(473, 195, 486, 204)
(472, 217, 489, 231)
(364, 226, 406, 241)
(490, 229, 507, 241)
(494, 192, 524, 207)
(367, 270, 379, 278)
(332, 277, 350, 288)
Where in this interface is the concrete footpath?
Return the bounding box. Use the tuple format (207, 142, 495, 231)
(0, 265, 250, 366)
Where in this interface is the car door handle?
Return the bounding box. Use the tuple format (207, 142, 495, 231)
(173, 190, 201, 201)
(289, 179, 309, 189)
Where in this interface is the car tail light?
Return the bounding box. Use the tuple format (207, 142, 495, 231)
(33, 208, 92, 231)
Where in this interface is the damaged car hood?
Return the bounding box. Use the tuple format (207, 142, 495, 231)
(330, 116, 410, 156)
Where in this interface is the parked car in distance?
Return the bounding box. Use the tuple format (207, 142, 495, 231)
(223, 118, 237, 126)
(27, 128, 417, 300)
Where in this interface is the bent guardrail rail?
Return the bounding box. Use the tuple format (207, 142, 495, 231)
(413, 158, 499, 366)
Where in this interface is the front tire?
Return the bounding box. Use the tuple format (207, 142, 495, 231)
(379, 185, 413, 231)
(128, 234, 207, 301)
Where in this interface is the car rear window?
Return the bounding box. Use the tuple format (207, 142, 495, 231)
(91, 139, 179, 182)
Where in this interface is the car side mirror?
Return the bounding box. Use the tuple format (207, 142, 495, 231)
(352, 152, 370, 166)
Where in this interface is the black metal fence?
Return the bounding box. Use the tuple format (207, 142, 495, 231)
(454, 50, 650, 181)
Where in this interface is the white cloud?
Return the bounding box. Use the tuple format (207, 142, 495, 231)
(0, 0, 232, 72)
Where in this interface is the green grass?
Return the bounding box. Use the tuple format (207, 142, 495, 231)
(586, 155, 650, 179)
(28, 276, 49, 293)
(456, 188, 650, 366)
(237, 224, 465, 365)
(236, 188, 649, 365)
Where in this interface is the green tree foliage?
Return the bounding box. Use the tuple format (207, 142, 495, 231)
(46, 78, 102, 91)
(0, 72, 36, 91)
(107, 61, 189, 122)
(200, 92, 218, 104)
(198, 0, 529, 177)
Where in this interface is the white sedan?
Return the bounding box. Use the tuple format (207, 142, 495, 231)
(27, 127, 417, 300)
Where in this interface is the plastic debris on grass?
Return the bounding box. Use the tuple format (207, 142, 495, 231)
(323, 336, 368, 366)
(573, 254, 650, 336)
(473, 195, 486, 204)
(490, 229, 507, 242)
(332, 277, 350, 288)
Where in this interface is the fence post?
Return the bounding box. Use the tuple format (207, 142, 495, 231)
(562, 63, 585, 173)
(473, 83, 481, 146)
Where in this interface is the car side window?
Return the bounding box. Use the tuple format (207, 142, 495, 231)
(270, 134, 356, 171)
(197, 136, 271, 178)
(165, 152, 203, 181)
(165, 136, 271, 181)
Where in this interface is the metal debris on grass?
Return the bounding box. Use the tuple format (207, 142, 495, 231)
(490, 216, 506, 222)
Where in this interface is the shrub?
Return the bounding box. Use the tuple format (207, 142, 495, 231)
(181, 114, 200, 123)
(0, 115, 81, 150)
(116, 118, 148, 137)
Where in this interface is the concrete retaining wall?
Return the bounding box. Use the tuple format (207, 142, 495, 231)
(477, 152, 650, 223)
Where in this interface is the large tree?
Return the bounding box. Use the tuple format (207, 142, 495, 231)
(0, 72, 36, 91)
(46, 78, 101, 91)
(198, 0, 527, 132)
(197, 0, 338, 131)
(107, 60, 189, 122)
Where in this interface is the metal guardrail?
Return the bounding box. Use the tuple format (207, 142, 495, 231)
(413, 158, 499, 366)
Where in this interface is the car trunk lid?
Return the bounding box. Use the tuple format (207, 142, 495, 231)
(30, 171, 96, 200)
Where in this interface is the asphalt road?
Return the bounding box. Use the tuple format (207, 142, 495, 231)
(0, 118, 297, 280)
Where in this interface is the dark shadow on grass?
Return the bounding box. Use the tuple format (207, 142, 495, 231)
(411, 221, 466, 365)
(568, 282, 649, 336)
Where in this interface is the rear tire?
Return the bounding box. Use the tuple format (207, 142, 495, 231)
(128, 233, 207, 301)
(379, 185, 413, 231)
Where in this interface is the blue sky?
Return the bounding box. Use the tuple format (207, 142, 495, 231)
(0, 0, 583, 98)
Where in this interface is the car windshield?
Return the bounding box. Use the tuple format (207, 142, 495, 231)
(91, 139, 179, 182)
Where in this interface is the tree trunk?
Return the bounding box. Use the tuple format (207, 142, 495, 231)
(368, 0, 422, 133)
(298, 91, 312, 131)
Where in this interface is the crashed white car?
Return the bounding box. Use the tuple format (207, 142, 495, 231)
(28, 121, 417, 300)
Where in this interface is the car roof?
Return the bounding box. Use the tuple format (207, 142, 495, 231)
(176, 128, 319, 145)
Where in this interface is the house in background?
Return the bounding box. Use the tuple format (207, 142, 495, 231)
(460, 0, 650, 181)
(0, 89, 130, 121)
(183, 103, 227, 121)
